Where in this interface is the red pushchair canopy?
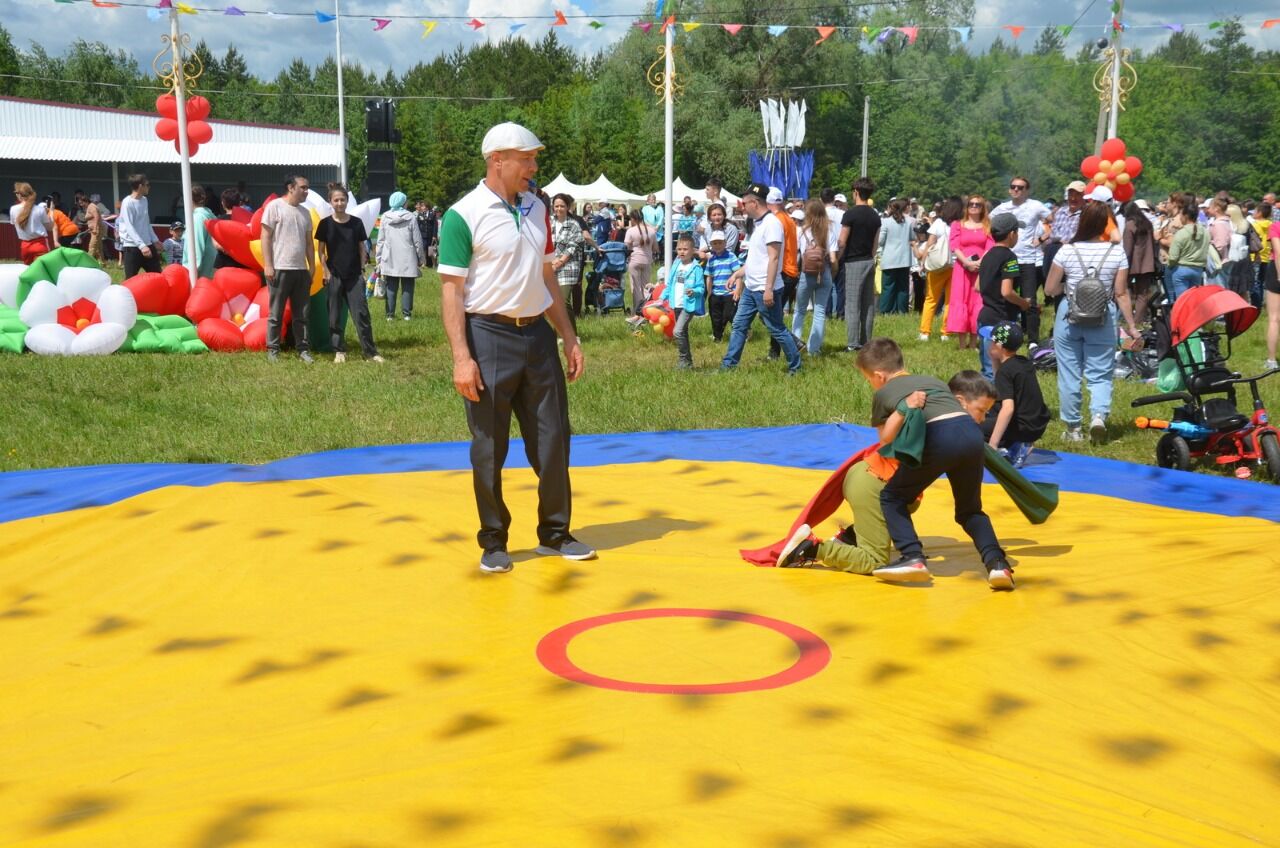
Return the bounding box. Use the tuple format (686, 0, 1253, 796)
(1168, 285, 1258, 347)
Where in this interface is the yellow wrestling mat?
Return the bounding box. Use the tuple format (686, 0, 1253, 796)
(2, 457, 1279, 846)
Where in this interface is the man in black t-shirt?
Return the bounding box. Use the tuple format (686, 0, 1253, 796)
(975, 212, 1031, 379)
(983, 321, 1050, 468)
(836, 176, 881, 351)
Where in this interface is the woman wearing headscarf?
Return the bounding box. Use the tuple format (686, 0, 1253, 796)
(376, 190, 425, 320)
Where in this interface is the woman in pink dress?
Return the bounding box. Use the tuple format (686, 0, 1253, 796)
(946, 195, 994, 350)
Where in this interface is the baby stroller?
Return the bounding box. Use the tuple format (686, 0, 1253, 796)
(592, 241, 628, 315)
(1131, 285, 1280, 479)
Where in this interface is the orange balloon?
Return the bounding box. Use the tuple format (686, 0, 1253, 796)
(1098, 159, 1112, 173)
(1115, 172, 1131, 185)
(1092, 172, 1108, 183)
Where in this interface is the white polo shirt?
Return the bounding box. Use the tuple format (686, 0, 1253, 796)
(742, 212, 784, 292)
(437, 181, 554, 318)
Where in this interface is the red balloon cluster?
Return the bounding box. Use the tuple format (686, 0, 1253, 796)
(154, 93, 214, 157)
(1079, 137, 1143, 203)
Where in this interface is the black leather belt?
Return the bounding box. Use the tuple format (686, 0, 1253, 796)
(467, 312, 544, 327)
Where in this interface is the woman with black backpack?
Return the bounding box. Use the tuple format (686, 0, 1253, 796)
(1044, 202, 1143, 445)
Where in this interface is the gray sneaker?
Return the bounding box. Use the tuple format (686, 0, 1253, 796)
(299, 351, 315, 364)
(479, 549, 513, 573)
(535, 537, 597, 560)
(266, 350, 279, 362)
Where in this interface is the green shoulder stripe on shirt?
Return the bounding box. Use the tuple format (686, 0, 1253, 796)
(438, 208, 473, 270)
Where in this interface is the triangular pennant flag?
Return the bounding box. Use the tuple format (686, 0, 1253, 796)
(900, 26, 918, 44)
(1056, 24, 1072, 36)
(682, 22, 700, 32)
(953, 26, 971, 42)
(224, 5, 245, 14)
(876, 27, 894, 43)
(814, 25, 836, 44)
(654, 0, 663, 21)
(589, 20, 603, 28)
(157, 0, 172, 7)
(635, 21, 653, 33)
(146, 7, 164, 20)
(176, 2, 196, 12)
(372, 18, 390, 30)
(1163, 23, 1183, 32)
(1110, 1, 1120, 13)
(1264, 18, 1280, 29)
(92, 0, 122, 7)
(553, 10, 567, 26)
(1002, 25, 1025, 38)
(722, 23, 742, 35)
(1208, 20, 1223, 29)
(510, 22, 525, 32)
(420, 20, 436, 37)
(315, 10, 336, 23)
(660, 14, 675, 33)
(767, 24, 788, 36)
(864, 26, 882, 40)
(467, 17, 484, 29)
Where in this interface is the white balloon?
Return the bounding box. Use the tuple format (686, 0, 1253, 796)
(18, 280, 66, 327)
(95, 285, 138, 329)
(24, 322, 75, 355)
(57, 267, 112, 305)
(0, 264, 28, 309)
(303, 189, 334, 219)
(351, 198, 381, 238)
(70, 322, 128, 355)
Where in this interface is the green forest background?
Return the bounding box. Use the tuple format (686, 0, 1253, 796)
(3, 0, 1278, 205)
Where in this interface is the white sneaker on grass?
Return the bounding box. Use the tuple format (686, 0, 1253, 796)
(918, 333, 929, 341)
(1062, 425, 1084, 443)
(333, 352, 346, 363)
(1089, 415, 1107, 445)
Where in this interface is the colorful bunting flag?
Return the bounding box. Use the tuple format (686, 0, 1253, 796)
(1264, 18, 1280, 29)
(315, 10, 336, 23)
(589, 21, 603, 28)
(553, 10, 567, 26)
(224, 5, 244, 14)
(1003, 25, 1024, 38)
(722, 23, 742, 35)
(467, 17, 484, 29)
(863, 26, 882, 40)
(767, 24, 788, 36)
(421, 20, 437, 37)
(91, 0, 121, 7)
(660, 14, 675, 33)
(146, 8, 163, 20)
(510, 23, 525, 32)
(1208, 21, 1223, 29)
(372, 18, 390, 30)
(157, 0, 172, 8)
(876, 27, 894, 43)
(635, 21, 653, 33)
(900, 26, 918, 44)
(1109, 1, 1120, 13)
(814, 25, 836, 44)
(682, 22, 700, 32)
(1056, 24, 1072, 36)
(654, 0, 663, 21)
(953, 26, 971, 42)
(1163, 23, 1183, 32)
(176, 2, 196, 13)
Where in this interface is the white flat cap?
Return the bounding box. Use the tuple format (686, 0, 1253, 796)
(481, 122, 544, 157)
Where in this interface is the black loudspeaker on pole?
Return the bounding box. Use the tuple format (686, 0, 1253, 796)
(363, 98, 400, 144)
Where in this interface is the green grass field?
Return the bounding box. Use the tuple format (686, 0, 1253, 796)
(2, 265, 1277, 477)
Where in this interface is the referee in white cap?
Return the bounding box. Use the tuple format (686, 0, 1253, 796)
(437, 122, 596, 573)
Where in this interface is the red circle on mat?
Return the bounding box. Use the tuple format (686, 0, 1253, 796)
(536, 608, 831, 694)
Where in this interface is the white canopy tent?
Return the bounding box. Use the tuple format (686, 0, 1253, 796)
(540, 173, 646, 209)
(540, 173, 586, 199)
(650, 178, 741, 210)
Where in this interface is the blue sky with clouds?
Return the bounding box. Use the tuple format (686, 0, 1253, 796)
(5, 0, 1279, 80)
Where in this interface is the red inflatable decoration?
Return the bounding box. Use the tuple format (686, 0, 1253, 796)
(1078, 137, 1144, 202)
(121, 267, 191, 316)
(204, 219, 259, 270)
(186, 268, 282, 352)
(155, 92, 213, 158)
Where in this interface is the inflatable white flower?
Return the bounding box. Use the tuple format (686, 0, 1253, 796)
(20, 267, 138, 356)
(0, 263, 27, 309)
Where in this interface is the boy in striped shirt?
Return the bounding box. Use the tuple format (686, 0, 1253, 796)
(704, 230, 742, 342)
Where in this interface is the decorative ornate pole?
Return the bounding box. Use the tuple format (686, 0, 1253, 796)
(1092, 0, 1137, 145)
(153, 8, 203, 288)
(647, 24, 683, 271)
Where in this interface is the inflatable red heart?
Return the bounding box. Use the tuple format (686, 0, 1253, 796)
(205, 219, 260, 271)
(122, 272, 169, 313)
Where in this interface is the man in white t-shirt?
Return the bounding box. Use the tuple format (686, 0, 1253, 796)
(720, 183, 801, 374)
(437, 122, 593, 574)
(992, 175, 1051, 345)
(260, 174, 317, 362)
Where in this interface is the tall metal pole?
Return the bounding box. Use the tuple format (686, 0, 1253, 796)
(334, 0, 348, 186)
(860, 96, 870, 178)
(663, 23, 674, 271)
(1107, 0, 1124, 139)
(170, 9, 197, 289)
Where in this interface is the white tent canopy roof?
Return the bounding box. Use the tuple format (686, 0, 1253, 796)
(651, 178, 741, 209)
(540, 173, 586, 198)
(541, 173, 647, 206)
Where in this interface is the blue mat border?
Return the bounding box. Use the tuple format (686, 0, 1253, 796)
(1, 424, 1276, 525)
